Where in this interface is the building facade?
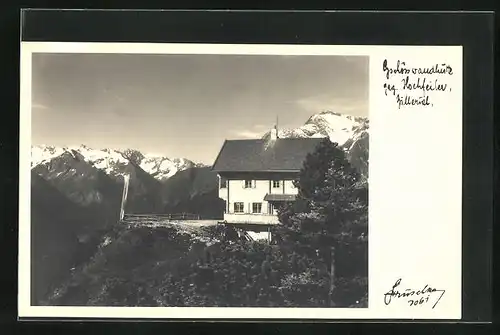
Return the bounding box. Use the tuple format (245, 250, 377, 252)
(212, 127, 323, 240)
(217, 171, 298, 225)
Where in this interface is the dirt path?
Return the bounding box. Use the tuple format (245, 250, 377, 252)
(121, 215, 219, 235)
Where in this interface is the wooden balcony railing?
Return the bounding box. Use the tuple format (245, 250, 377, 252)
(222, 213, 280, 225)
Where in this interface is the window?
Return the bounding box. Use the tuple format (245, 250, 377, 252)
(234, 202, 244, 213)
(223, 200, 227, 213)
(272, 180, 281, 188)
(252, 202, 262, 213)
(220, 177, 227, 189)
(244, 180, 253, 188)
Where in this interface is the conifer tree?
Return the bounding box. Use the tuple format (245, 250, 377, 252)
(278, 137, 367, 238)
(276, 137, 368, 299)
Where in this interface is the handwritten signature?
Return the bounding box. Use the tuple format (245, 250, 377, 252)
(384, 278, 446, 308)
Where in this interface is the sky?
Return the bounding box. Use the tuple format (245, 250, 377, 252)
(31, 53, 368, 164)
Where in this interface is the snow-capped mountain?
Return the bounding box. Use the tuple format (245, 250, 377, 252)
(136, 154, 197, 181)
(262, 111, 369, 178)
(31, 145, 67, 168)
(31, 145, 198, 181)
(263, 111, 368, 146)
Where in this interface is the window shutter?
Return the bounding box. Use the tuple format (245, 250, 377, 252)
(252, 180, 256, 188)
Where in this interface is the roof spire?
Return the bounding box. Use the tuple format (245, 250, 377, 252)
(275, 115, 279, 139)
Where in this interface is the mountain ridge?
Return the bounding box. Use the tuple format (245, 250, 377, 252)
(31, 144, 202, 182)
(262, 110, 368, 145)
(30, 110, 368, 216)
(32, 111, 368, 182)
(262, 110, 369, 178)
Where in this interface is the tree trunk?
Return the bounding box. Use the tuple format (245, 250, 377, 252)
(328, 246, 336, 306)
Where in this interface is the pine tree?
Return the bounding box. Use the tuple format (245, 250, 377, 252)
(278, 138, 340, 233)
(275, 137, 368, 306)
(278, 137, 367, 237)
(310, 147, 366, 236)
(296, 138, 342, 201)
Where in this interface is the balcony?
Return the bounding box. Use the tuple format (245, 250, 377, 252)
(223, 213, 280, 225)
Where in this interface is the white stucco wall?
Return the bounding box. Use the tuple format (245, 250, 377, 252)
(226, 179, 269, 214)
(284, 180, 298, 195)
(217, 174, 297, 221)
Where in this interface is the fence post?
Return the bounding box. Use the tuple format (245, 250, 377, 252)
(119, 174, 130, 221)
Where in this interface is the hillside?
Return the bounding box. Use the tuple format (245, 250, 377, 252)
(43, 223, 367, 307)
(31, 150, 123, 224)
(42, 223, 215, 306)
(31, 171, 112, 304)
(160, 167, 225, 219)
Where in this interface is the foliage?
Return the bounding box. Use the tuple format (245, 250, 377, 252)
(275, 138, 368, 304)
(46, 223, 367, 307)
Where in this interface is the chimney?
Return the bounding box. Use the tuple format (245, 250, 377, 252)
(270, 125, 278, 141)
(270, 115, 279, 140)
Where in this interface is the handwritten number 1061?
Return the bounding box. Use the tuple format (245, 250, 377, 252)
(408, 296, 430, 306)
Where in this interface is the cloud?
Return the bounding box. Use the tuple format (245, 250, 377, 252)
(252, 124, 268, 130)
(32, 103, 49, 110)
(231, 130, 264, 139)
(295, 95, 368, 117)
(227, 124, 272, 139)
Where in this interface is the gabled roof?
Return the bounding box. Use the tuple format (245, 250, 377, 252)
(212, 138, 323, 172)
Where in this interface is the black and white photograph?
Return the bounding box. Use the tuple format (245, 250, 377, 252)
(29, 52, 369, 308)
(17, 10, 491, 322)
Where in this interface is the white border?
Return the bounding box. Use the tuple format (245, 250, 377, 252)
(20, 42, 463, 320)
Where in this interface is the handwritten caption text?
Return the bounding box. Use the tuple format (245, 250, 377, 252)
(382, 59, 454, 109)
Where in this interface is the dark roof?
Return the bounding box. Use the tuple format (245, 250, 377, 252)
(212, 138, 323, 172)
(264, 194, 297, 201)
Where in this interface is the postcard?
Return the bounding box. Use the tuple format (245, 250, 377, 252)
(19, 42, 463, 319)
